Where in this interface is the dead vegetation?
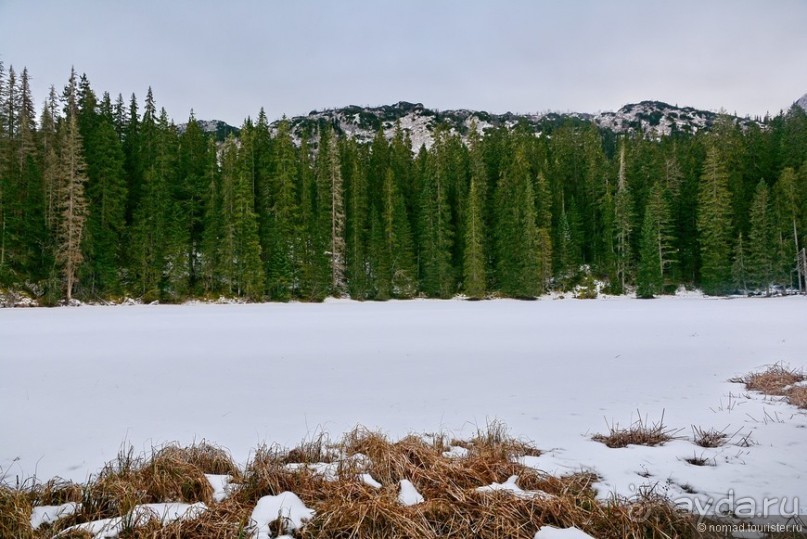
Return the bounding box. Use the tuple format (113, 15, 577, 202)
(736, 363, 807, 409)
(592, 411, 682, 448)
(691, 425, 729, 448)
(0, 424, 718, 538)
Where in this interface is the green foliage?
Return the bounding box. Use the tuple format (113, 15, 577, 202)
(697, 145, 733, 295)
(494, 147, 542, 298)
(2, 65, 806, 302)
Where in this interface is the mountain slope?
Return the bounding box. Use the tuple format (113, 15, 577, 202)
(195, 99, 775, 151)
(276, 100, 760, 151)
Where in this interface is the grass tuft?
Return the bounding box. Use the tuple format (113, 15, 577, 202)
(737, 363, 807, 409)
(593, 410, 681, 448)
(691, 426, 729, 448)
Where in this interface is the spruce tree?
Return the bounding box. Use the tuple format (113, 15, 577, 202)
(316, 126, 346, 296)
(463, 135, 487, 298)
(614, 143, 633, 294)
(55, 69, 89, 301)
(418, 129, 454, 297)
(636, 182, 674, 298)
(81, 91, 127, 296)
(637, 199, 662, 298)
(494, 147, 541, 298)
(697, 145, 733, 295)
(772, 167, 800, 286)
(747, 180, 773, 293)
(177, 111, 210, 293)
(382, 168, 417, 297)
(217, 136, 264, 298)
(731, 233, 748, 293)
(344, 139, 370, 299)
(265, 119, 298, 300)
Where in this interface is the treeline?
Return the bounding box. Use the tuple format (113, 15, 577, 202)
(1, 65, 806, 304)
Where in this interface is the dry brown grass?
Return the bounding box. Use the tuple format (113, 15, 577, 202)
(738, 363, 807, 409)
(691, 426, 729, 448)
(592, 411, 681, 448)
(2, 425, 720, 539)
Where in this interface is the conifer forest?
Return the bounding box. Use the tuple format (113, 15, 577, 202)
(1, 65, 806, 304)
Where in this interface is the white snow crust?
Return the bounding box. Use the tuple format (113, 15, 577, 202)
(59, 502, 206, 538)
(397, 479, 424, 506)
(535, 525, 597, 538)
(249, 492, 314, 538)
(2, 296, 806, 517)
(30, 502, 80, 529)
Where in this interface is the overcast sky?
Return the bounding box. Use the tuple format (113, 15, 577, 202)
(1, 0, 805, 125)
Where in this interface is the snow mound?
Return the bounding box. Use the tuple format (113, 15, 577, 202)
(535, 525, 598, 538)
(442, 446, 469, 458)
(205, 473, 235, 502)
(360, 473, 382, 488)
(476, 475, 554, 500)
(60, 502, 207, 538)
(283, 461, 340, 481)
(397, 479, 424, 506)
(249, 492, 314, 539)
(30, 502, 80, 529)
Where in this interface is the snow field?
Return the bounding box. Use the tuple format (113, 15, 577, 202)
(2, 295, 806, 521)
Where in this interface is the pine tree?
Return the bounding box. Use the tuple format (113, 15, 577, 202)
(731, 233, 748, 293)
(613, 143, 633, 294)
(418, 129, 454, 297)
(40, 86, 60, 240)
(636, 182, 674, 298)
(200, 138, 222, 295)
(534, 171, 553, 291)
(298, 133, 327, 300)
(382, 168, 417, 297)
(772, 167, 801, 286)
(747, 180, 773, 293)
(494, 147, 541, 298)
(217, 136, 264, 298)
(177, 111, 210, 293)
(265, 119, 298, 300)
(0, 62, 6, 281)
(81, 91, 127, 296)
(697, 145, 733, 295)
(462, 135, 487, 298)
(317, 126, 346, 296)
(637, 200, 662, 298)
(344, 139, 370, 299)
(55, 69, 89, 301)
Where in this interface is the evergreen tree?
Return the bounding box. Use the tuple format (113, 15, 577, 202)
(343, 139, 370, 299)
(613, 143, 633, 293)
(697, 145, 733, 295)
(418, 129, 454, 297)
(636, 182, 674, 298)
(637, 194, 662, 298)
(494, 147, 541, 298)
(55, 69, 89, 301)
(462, 134, 487, 298)
(772, 167, 801, 286)
(747, 180, 773, 293)
(382, 168, 417, 297)
(217, 136, 264, 298)
(81, 90, 127, 296)
(316, 126, 346, 296)
(731, 233, 748, 293)
(265, 119, 298, 300)
(177, 111, 210, 293)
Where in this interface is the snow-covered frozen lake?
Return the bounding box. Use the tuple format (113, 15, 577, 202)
(1, 295, 806, 514)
